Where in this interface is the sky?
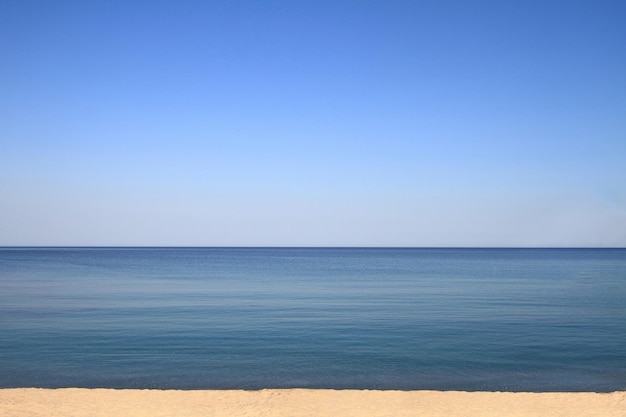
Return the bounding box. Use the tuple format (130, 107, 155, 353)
(1, 0, 625, 247)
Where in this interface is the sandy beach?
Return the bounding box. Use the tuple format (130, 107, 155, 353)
(0, 388, 623, 417)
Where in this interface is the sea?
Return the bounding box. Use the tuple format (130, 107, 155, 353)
(0, 247, 624, 391)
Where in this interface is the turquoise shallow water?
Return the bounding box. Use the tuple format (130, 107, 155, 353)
(0, 247, 624, 391)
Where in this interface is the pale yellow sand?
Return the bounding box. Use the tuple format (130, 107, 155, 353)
(0, 388, 624, 417)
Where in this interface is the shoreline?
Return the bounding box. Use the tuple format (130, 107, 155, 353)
(1, 388, 624, 417)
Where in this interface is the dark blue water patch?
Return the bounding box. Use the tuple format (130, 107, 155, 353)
(0, 247, 625, 391)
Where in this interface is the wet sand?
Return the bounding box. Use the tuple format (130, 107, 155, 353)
(0, 388, 624, 417)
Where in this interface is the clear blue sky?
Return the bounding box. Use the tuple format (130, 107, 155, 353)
(1, 0, 625, 246)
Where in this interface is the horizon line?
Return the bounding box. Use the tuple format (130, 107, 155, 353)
(1, 246, 624, 250)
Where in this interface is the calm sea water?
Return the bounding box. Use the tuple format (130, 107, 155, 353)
(0, 247, 624, 391)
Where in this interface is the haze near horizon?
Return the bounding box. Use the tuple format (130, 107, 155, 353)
(1, 1, 625, 247)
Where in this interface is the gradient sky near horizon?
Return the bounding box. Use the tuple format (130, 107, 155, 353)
(1, 0, 625, 246)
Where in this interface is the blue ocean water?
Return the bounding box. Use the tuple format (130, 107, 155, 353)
(0, 247, 624, 391)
